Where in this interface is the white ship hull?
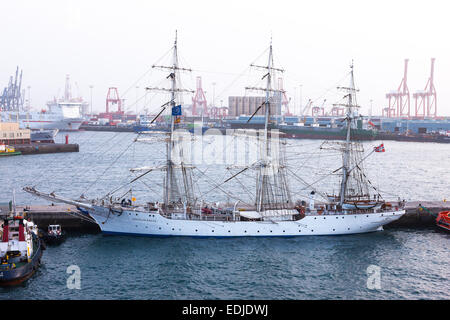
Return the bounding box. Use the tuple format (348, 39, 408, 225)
(88, 206, 404, 237)
(2, 100, 84, 131)
(20, 117, 82, 131)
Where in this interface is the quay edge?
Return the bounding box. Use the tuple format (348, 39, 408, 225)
(12, 143, 79, 155)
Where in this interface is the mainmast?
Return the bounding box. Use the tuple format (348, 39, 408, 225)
(246, 40, 291, 212)
(259, 42, 274, 211)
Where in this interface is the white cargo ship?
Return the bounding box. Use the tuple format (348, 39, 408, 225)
(1, 75, 86, 131)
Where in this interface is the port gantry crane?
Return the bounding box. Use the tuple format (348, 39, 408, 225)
(413, 58, 437, 119)
(385, 59, 410, 118)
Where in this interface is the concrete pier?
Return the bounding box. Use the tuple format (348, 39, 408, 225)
(18, 204, 99, 232)
(13, 143, 79, 155)
(13, 201, 450, 233)
(385, 200, 450, 228)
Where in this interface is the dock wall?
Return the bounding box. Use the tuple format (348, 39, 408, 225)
(13, 143, 79, 155)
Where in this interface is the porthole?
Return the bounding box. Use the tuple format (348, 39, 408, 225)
(159, 227, 161, 230)
(257, 230, 260, 233)
(283, 230, 285, 233)
(212, 230, 214, 232)
(195, 229, 198, 232)
(270, 230, 272, 233)
(311, 230, 314, 232)
(323, 217, 326, 219)
(244, 230, 247, 233)
(228, 230, 231, 233)
(172, 228, 174, 231)
(366, 215, 369, 217)
(348, 228, 350, 230)
(333, 229, 335, 231)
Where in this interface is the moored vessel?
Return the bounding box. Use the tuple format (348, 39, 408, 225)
(436, 211, 450, 232)
(0, 210, 43, 286)
(24, 37, 405, 237)
(0, 143, 21, 157)
(42, 224, 66, 245)
(1, 75, 85, 131)
(30, 129, 58, 143)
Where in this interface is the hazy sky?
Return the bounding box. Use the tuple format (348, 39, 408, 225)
(1, 0, 449, 116)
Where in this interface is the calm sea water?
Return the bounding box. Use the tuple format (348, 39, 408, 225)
(1, 131, 449, 299)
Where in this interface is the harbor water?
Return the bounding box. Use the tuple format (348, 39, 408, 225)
(1, 131, 449, 299)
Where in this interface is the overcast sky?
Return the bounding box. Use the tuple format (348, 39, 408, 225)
(1, 0, 449, 116)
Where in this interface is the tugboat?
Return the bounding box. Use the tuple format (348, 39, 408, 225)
(0, 143, 21, 157)
(0, 214, 43, 286)
(436, 211, 450, 232)
(42, 224, 66, 245)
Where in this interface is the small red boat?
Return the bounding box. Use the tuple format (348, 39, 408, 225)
(436, 211, 450, 232)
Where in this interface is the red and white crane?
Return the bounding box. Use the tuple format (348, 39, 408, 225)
(385, 59, 410, 118)
(192, 76, 208, 116)
(413, 58, 437, 118)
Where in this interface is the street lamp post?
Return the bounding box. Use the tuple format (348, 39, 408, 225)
(89, 85, 94, 116)
(299, 84, 303, 116)
(136, 86, 139, 115)
(27, 86, 31, 111)
(212, 82, 216, 108)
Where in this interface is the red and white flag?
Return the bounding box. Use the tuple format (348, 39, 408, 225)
(374, 143, 385, 152)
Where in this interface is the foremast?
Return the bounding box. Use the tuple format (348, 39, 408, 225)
(147, 31, 195, 207)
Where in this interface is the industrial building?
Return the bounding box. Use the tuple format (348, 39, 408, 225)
(0, 122, 31, 145)
(228, 96, 282, 117)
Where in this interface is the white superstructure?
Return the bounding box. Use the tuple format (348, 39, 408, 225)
(2, 102, 83, 131)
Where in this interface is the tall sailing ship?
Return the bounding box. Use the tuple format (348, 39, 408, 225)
(24, 37, 405, 237)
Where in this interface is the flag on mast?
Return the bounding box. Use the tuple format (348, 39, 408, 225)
(172, 105, 182, 116)
(374, 143, 385, 152)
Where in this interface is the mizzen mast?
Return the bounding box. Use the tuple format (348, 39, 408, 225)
(334, 62, 363, 206)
